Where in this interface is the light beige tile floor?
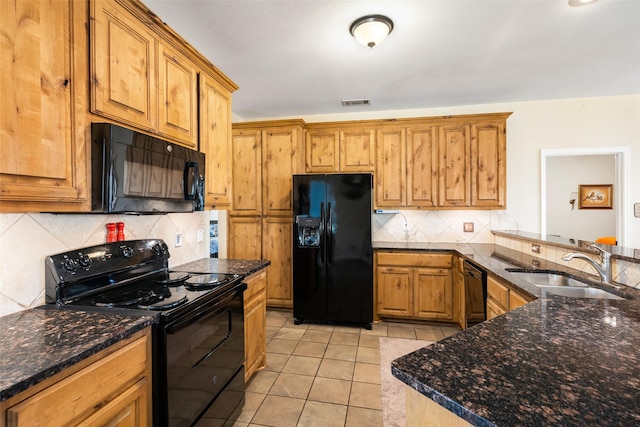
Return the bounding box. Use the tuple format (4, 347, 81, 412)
(233, 309, 460, 427)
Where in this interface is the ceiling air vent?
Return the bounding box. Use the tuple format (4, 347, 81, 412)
(341, 99, 371, 107)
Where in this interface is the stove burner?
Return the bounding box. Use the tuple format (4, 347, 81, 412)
(156, 272, 190, 286)
(185, 273, 232, 290)
(93, 285, 188, 311)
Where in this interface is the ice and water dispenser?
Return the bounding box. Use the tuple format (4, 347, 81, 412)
(296, 216, 321, 248)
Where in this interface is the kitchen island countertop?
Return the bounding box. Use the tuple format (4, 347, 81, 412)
(374, 241, 640, 426)
(0, 306, 155, 402)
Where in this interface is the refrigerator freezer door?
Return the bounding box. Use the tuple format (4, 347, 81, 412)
(292, 174, 327, 322)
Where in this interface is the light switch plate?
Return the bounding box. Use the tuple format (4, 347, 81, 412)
(634, 203, 640, 218)
(197, 229, 204, 243)
(463, 222, 474, 232)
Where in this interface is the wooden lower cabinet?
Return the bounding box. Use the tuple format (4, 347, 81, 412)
(406, 386, 473, 427)
(263, 217, 293, 308)
(486, 275, 531, 320)
(244, 270, 267, 382)
(375, 252, 454, 322)
(1, 329, 151, 427)
(228, 216, 262, 260)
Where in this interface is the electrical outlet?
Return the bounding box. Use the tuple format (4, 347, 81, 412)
(635, 203, 640, 218)
(175, 229, 183, 247)
(197, 229, 204, 243)
(463, 222, 474, 232)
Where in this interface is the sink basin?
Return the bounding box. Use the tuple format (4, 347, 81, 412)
(537, 285, 625, 300)
(505, 269, 626, 300)
(506, 270, 589, 287)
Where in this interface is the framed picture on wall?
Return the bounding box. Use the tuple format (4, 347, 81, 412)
(578, 184, 613, 209)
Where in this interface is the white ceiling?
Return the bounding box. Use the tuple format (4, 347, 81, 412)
(142, 0, 640, 121)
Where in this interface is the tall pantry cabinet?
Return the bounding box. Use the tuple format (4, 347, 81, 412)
(228, 120, 305, 308)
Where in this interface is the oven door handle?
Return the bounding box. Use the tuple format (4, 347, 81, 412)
(165, 287, 239, 334)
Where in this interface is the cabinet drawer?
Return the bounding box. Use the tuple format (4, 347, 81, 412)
(377, 252, 452, 268)
(487, 276, 509, 310)
(244, 270, 267, 301)
(7, 336, 148, 426)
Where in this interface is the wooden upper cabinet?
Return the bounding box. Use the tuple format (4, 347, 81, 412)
(470, 120, 506, 208)
(305, 129, 340, 172)
(375, 127, 406, 208)
(340, 128, 375, 172)
(262, 124, 304, 216)
(0, 0, 90, 212)
(200, 73, 232, 208)
(231, 129, 262, 215)
(157, 42, 198, 148)
(438, 124, 471, 207)
(91, 0, 156, 131)
(407, 125, 438, 208)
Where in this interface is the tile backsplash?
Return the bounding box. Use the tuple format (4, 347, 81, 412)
(0, 209, 521, 317)
(0, 212, 210, 316)
(372, 210, 518, 244)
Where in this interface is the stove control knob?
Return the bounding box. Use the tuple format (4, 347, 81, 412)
(63, 258, 77, 272)
(152, 243, 163, 256)
(122, 246, 134, 258)
(78, 254, 91, 268)
(160, 242, 168, 254)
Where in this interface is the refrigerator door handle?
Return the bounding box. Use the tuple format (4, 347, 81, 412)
(327, 202, 333, 264)
(320, 202, 325, 263)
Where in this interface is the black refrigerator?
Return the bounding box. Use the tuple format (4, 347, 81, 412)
(292, 173, 373, 329)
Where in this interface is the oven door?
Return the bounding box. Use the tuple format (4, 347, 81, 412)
(159, 285, 245, 426)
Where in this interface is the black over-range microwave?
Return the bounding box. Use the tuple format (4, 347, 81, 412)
(91, 123, 205, 214)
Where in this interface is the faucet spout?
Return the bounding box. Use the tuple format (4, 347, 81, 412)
(561, 244, 612, 283)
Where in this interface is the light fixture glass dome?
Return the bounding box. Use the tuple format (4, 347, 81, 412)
(350, 15, 394, 48)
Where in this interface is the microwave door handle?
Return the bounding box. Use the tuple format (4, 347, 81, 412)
(183, 161, 198, 200)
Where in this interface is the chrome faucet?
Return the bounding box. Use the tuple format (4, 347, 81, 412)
(561, 244, 612, 283)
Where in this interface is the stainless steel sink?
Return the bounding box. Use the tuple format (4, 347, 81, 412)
(506, 269, 626, 300)
(536, 285, 625, 300)
(508, 271, 588, 287)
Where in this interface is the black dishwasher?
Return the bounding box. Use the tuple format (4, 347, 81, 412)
(463, 261, 487, 326)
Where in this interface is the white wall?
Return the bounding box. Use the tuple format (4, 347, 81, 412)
(240, 94, 640, 248)
(546, 155, 616, 241)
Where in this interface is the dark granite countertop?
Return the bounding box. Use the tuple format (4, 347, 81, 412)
(0, 306, 155, 402)
(171, 258, 270, 276)
(377, 241, 640, 426)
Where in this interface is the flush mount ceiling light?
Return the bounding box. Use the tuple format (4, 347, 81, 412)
(350, 15, 394, 48)
(568, 0, 597, 6)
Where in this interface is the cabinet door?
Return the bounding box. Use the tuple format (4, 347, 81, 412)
(244, 270, 267, 382)
(375, 128, 406, 208)
(200, 73, 233, 209)
(438, 124, 470, 207)
(157, 42, 198, 148)
(339, 128, 375, 172)
(263, 217, 293, 307)
(262, 128, 302, 216)
(1, 0, 89, 211)
(414, 268, 453, 321)
(376, 267, 413, 318)
(406, 126, 438, 208)
(509, 289, 528, 311)
(305, 129, 339, 172)
(231, 129, 262, 215)
(470, 121, 506, 208)
(486, 298, 505, 320)
(76, 379, 149, 427)
(91, 0, 156, 131)
(228, 216, 262, 260)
